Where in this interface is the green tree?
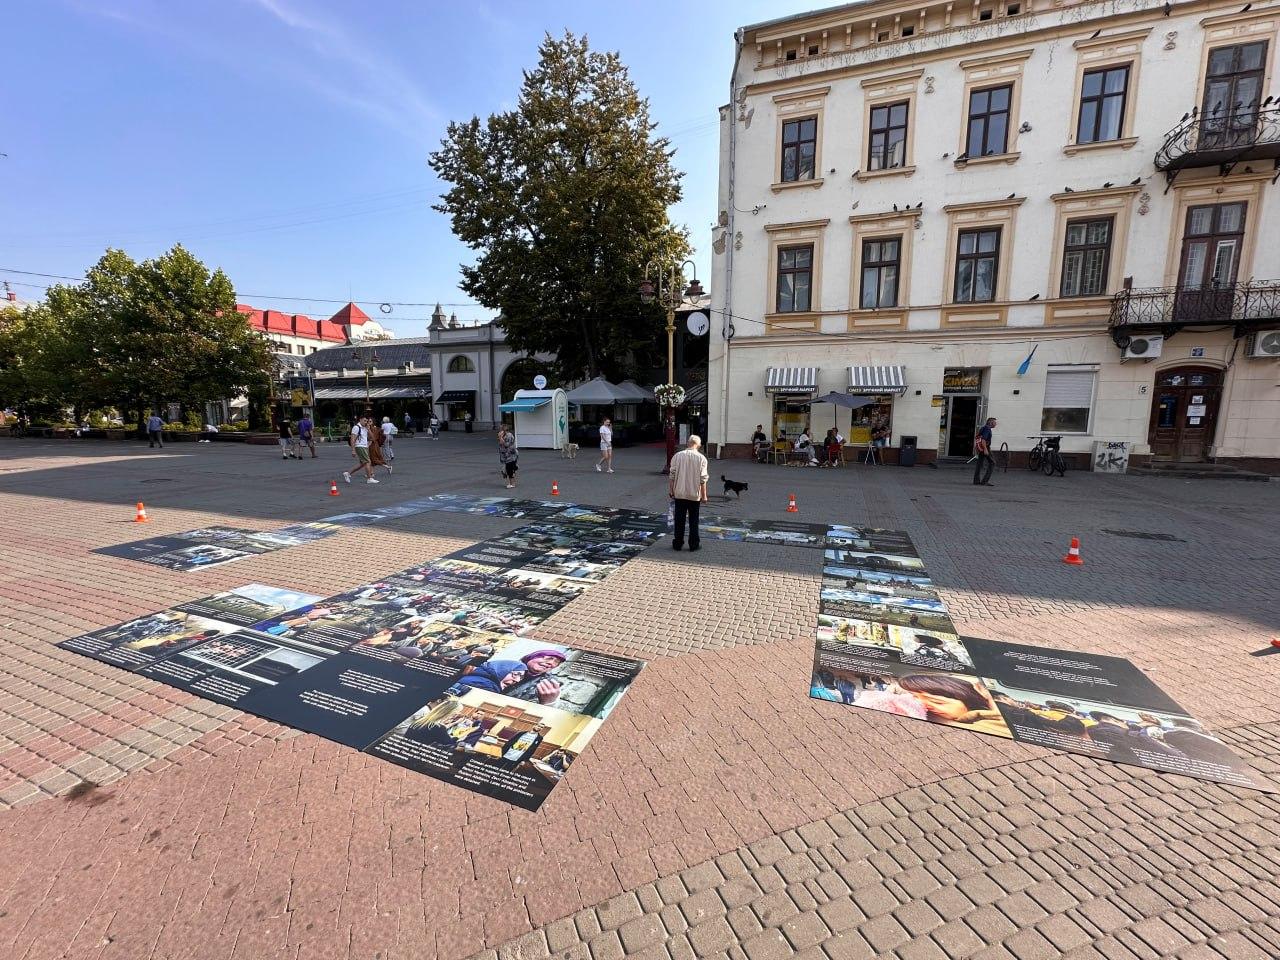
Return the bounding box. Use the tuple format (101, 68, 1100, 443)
(0, 303, 70, 421)
(39, 245, 274, 428)
(430, 32, 689, 382)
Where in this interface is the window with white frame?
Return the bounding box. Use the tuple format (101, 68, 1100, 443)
(1041, 366, 1097, 434)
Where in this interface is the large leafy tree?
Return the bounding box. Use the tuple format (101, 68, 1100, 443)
(17, 245, 274, 425)
(430, 32, 689, 382)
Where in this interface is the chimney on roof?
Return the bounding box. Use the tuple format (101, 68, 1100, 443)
(429, 303, 447, 331)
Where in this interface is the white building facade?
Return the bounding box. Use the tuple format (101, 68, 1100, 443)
(426, 305, 555, 430)
(709, 0, 1280, 471)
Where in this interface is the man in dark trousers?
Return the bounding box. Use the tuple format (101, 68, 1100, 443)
(668, 434, 709, 551)
(973, 416, 997, 486)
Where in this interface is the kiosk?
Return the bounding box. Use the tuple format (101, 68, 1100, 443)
(498, 388, 569, 450)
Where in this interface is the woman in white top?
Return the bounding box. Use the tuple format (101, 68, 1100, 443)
(380, 416, 398, 460)
(795, 431, 818, 466)
(595, 418, 614, 473)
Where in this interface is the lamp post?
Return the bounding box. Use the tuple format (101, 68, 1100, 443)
(351, 344, 380, 416)
(639, 260, 704, 473)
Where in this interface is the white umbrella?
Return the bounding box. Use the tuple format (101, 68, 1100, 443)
(565, 377, 630, 405)
(615, 380, 655, 402)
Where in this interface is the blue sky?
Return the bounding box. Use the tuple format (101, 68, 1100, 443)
(1, 0, 818, 336)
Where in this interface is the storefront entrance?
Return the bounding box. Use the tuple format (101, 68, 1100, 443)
(938, 368, 986, 459)
(1148, 366, 1222, 462)
(945, 396, 982, 457)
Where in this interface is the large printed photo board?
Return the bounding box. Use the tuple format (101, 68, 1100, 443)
(810, 526, 1270, 793)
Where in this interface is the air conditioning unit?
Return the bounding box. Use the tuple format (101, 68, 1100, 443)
(1121, 335, 1163, 361)
(1245, 330, 1280, 358)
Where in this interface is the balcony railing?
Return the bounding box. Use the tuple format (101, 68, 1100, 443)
(1154, 102, 1280, 183)
(1109, 280, 1280, 334)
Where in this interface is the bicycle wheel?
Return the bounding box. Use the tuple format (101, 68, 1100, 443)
(1043, 452, 1063, 476)
(1028, 448, 1043, 471)
(1054, 452, 1067, 477)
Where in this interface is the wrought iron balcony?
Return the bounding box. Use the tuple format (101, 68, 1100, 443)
(1109, 279, 1280, 341)
(1154, 102, 1280, 185)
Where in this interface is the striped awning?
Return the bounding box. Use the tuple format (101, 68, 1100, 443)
(314, 386, 431, 400)
(847, 365, 907, 395)
(765, 367, 818, 394)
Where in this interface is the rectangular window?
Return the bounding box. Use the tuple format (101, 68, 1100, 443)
(1077, 65, 1129, 144)
(868, 101, 909, 170)
(1202, 42, 1268, 148)
(860, 237, 901, 309)
(965, 84, 1012, 157)
(1060, 217, 1113, 297)
(776, 244, 814, 313)
(954, 228, 1000, 303)
(1041, 367, 1097, 434)
(780, 117, 817, 182)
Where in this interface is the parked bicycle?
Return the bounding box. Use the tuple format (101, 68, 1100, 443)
(1027, 435, 1066, 477)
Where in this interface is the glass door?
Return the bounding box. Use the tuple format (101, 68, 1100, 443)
(1200, 42, 1267, 149)
(1175, 203, 1245, 321)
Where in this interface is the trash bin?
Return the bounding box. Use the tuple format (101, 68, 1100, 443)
(898, 435, 918, 467)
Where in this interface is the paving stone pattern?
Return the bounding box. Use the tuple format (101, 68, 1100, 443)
(0, 437, 1277, 960)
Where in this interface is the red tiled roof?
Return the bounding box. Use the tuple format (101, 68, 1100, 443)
(318, 320, 348, 342)
(237, 302, 348, 343)
(328, 302, 371, 326)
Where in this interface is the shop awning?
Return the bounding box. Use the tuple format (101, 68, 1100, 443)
(684, 381, 708, 405)
(436, 390, 476, 404)
(765, 367, 818, 394)
(847, 365, 907, 395)
(315, 386, 431, 400)
(498, 397, 551, 413)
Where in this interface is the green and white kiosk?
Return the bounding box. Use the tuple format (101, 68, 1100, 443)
(499, 388, 569, 450)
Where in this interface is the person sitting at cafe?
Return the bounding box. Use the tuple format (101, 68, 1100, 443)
(751, 424, 768, 461)
(794, 430, 818, 465)
(823, 428, 843, 466)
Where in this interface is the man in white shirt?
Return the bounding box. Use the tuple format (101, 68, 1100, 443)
(343, 416, 379, 484)
(595, 417, 614, 473)
(380, 417, 398, 460)
(668, 434, 709, 551)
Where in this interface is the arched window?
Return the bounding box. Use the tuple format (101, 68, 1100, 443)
(447, 355, 476, 373)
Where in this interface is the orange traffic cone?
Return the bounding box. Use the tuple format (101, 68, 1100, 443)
(551, 480, 560, 497)
(786, 493, 798, 513)
(328, 480, 340, 497)
(134, 502, 149, 523)
(1063, 537, 1083, 565)
(1271, 638, 1280, 649)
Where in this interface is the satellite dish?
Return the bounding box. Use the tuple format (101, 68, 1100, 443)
(533, 374, 547, 390)
(686, 311, 710, 336)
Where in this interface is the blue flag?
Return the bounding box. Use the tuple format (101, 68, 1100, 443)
(1016, 344, 1038, 377)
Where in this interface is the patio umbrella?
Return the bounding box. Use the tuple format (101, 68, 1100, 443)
(615, 380, 655, 402)
(564, 377, 630, 405)
(812, 392, 876, 432)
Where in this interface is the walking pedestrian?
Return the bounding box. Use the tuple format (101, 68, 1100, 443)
(380, 416, 398, 460)
(464, 410, 473, 433)
(403, 411, 413, 436)
(595, 417, 614, 473)
(278, 418, 298, 459)
(297, 413, 317, 458)
(146, 411, 165, 448)
(973, 416, 997, 487)
(497, 424, 519, 489)
(343, 416, 378, 484)
(668, 434, 708, 552)
(369, 419, 393, 477)
(429, 413, 440, 439)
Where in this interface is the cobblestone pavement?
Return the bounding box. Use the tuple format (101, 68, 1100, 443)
(0, 435, 1277, 960)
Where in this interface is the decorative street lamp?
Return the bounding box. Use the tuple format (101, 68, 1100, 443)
(351, 344, 380, 414)
(640, 260, 704, 473)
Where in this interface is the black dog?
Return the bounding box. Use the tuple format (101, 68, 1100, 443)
(721, 475, 748, 498)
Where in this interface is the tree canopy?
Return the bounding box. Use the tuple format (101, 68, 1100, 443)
(430, 32, 690, 382)
(0, 245, 274, 421)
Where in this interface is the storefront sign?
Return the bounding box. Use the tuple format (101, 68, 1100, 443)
(1187, 404, 1206, 417)
(942, 369, 982, 393)
(930, 395, 944, 407)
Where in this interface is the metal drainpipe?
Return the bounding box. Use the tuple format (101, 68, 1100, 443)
(716, 28, 744, 460)
(488, 324, 496, 429)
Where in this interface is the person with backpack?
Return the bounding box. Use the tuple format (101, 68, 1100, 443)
(343, 416, 378, 484)
(973, 416, 997, 487)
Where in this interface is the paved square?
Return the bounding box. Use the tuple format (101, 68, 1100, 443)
(0, 434, 1277, 960)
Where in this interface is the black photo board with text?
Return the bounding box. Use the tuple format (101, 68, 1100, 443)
(809, 529, 1271, 792)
